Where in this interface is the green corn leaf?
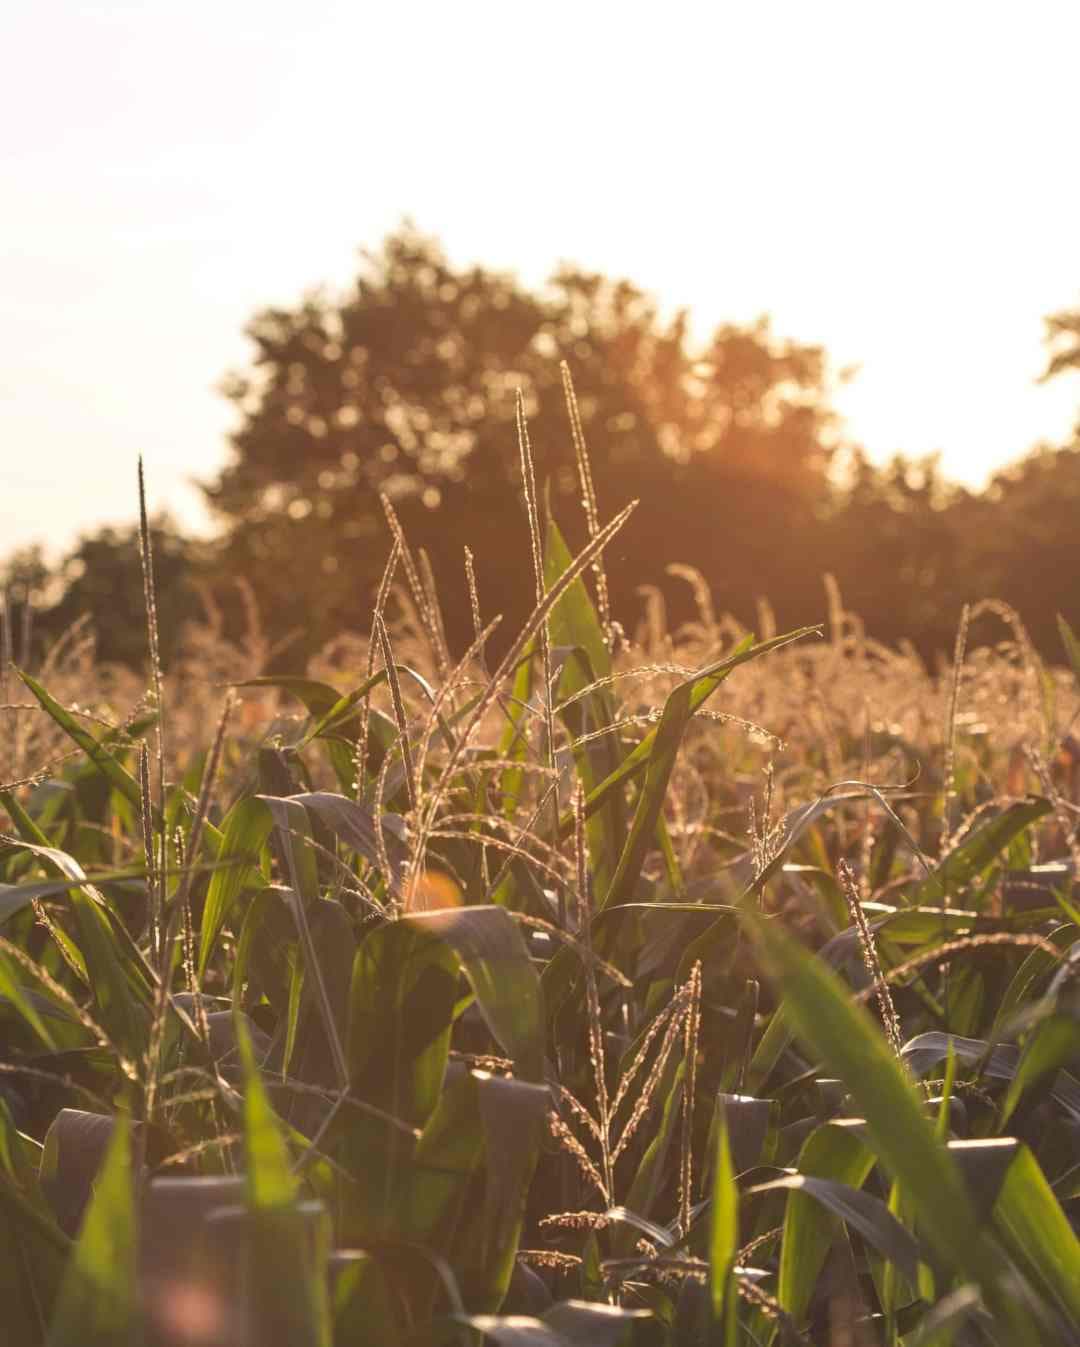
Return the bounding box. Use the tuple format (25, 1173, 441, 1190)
(231, 885, 292, 1017)
(296, 663, 445, 746)
(279, 900, 356, 1139)
(3, 840, 149, 1058)
(47, 1110, 138, 1347)
(901, 1286, 986, 1347)
(258, 795, 348, 1086)
(291, 790, 409, 884)
(709, 1106, 738, 1344)
(542, 1301, 652, 1345)
(236, 1013, 297, 1210)
(467, 1073, 551, 1310)
(296, 667, 393, 744)
(338, 920, 454, 1242)
(902, 1031, 1080, 1124)
(677, 789, 922, 982)
(0, 946, 57, 1051)
(235, 675, 344, 717)
(199, 795, 273, 976)
(710, 1091, 772, 1176)
(994, 922, 1080, 1033)
(348, 920, 458, 1125)
(40, 1110, 122, 1241)
(993, 1140, 1080, 1324)
(1000, 1011, 1080, 1128)
(544, 515, 611, 685)
(331, 1251, 399, 1346)
(558, 626, 822, 845)
(1, 785, 56, 852)
(746, 912, 1026, 1325)
(753, 1174, 920, 1283)
(236, 675, 367, 792)
(775, 1118, 875, 1325)
(604, 630, 820, 911)
(411, 906, 545, 1081)
(497, 638, 538, 820)
(602, 657, 742, 911)
(545, 517, 622, 891)
(391, 1066, 487, 1314)
(17, 670, 149, 822)
(258, 794, 321, 903)
(539, 630, 822, 1014)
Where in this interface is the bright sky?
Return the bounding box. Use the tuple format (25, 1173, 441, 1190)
(5, 2, 1080, 558)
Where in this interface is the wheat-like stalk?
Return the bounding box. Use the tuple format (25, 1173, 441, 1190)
(355, 539, 400, 794)
(942, 602, 971, 853)
(574, 782, 613, 1199)
(612, 988, 688, 1163)
(561, 361, 612, 645)
(380, 493, 446, 679)
(838, 858, 904, 1059)
(516, 389, 561, 915)
(548, 1112, 609, 1202)
(374, 612, 416, 813)
(137, 458, 169, 981)
(677, 960, 702, 1238)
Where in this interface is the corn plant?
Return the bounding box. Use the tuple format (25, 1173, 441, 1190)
(2, 373, 1080, 1345)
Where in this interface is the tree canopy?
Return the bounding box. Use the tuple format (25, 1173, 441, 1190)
(7, 235, 1080, 671)
(206, 226, 842, 655)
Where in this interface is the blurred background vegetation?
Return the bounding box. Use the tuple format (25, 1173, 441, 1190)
(6, 224, 1080, 671)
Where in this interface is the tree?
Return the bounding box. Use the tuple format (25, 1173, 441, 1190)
(972, 446, 1080, 652)
(207, 225, 843, 658)
(32, 520, 199, 670)
(1, 546, 51, 669)
(823, 450, 978, 655)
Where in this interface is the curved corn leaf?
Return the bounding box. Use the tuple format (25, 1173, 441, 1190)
(16, 670, 149, 822)
(290, 790, 409, 882)
(910, 797, 1053, 908)
(902, 1031, 1080, 1124)
(1000, 1011, 1080, 1127)
(775, 1118, 875, 1325)
(995, 922, 1080, 1031)
(753, 1173, 920, 1283)
(993, 1140, 1080, 1325)
(2, 840, 149, 1057)
(410, 906, 544, 1082)
(746, 910, 1041, 1345)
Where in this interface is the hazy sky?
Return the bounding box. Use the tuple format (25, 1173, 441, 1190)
(5, 2, 1080, 557)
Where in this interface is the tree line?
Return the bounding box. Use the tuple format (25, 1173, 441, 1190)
(5, 226, 1080, 671)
